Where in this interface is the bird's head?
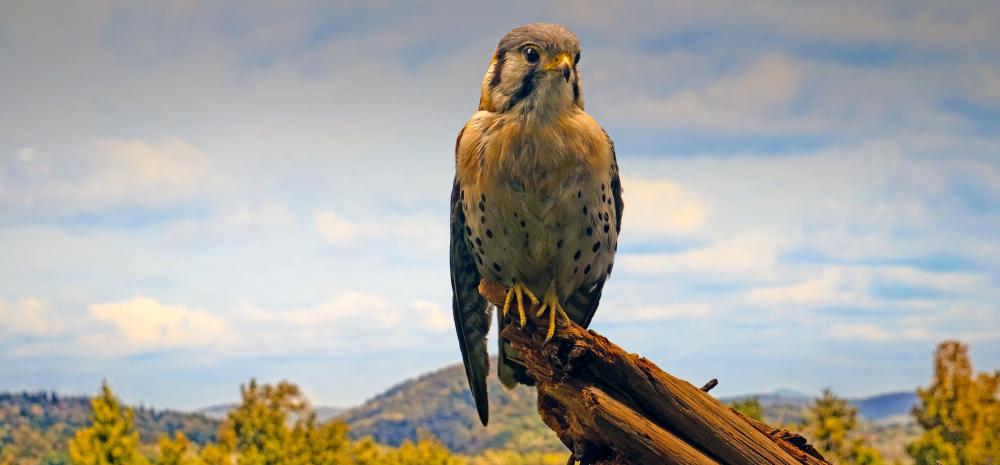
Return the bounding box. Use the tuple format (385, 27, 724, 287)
(479, 23, 583, 120)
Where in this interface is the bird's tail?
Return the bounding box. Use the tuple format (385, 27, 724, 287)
(497, 307, 535, 388)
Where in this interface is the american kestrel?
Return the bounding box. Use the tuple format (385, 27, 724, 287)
(450, 23, 623, 426)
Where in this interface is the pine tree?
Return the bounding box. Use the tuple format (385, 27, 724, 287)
(806, 388, 885, 465)
(68, 382, 150, 465)
(156, 432, 201, 465)
(908, 340, 1000, 465)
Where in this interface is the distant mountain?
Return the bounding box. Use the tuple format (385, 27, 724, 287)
(339, 362, 920, 454)
(721, 389, 918, 423)
(198, 403, 346, 423)
(0, 391, 219, 445)
(852, 392, 918, 422)
(339, 361, 563, 455)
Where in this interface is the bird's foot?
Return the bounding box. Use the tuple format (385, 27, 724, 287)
(502, 281, 538, 327)
(536, 282, 571, 343)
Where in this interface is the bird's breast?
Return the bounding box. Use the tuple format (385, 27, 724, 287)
(457, 111, 617, 297)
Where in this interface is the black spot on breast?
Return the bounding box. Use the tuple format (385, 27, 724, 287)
(586, 227, 593, 236)
(604, 224, 610, 233)
(520, 220, 526, 228)
(584, 264, 591, 275)
(480, 215, 486, 224)
(574, 250, 581, 260)
(513, 211, 519, 218)
(476, 254, 483, 265)
(602, 194, 606, 202)
(593, 241, 601, 252)
(479, 201, 485, 212)
(605, 212, 610, 222)
(460, 190, 465, 199)
(573, 266, 578, 274)
(582, 206, 588, 215)
(493, 262, 502, 272)
(577, 191, 582, 198)
(557, 239, 564, 248)
(486, 229, 493, 239)
(481, 193, 486, 203)
(465, 226, 472, 236)
(601, 183, 605, 191)
(475, 237, 482, 247)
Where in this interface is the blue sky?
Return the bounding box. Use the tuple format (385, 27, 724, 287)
(1, 1, 998, 410)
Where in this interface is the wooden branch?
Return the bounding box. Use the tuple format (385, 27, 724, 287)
(479, 280, 829, 465)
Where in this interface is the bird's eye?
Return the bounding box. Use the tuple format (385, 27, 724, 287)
(523, 47, 540, 64)
(574, 52, 581, 64)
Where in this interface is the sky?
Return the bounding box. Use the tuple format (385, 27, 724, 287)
(1, 0, 998, 411)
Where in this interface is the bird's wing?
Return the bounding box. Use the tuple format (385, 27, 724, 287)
(571, 130, 623, 329)
(450, 139, 491, 427)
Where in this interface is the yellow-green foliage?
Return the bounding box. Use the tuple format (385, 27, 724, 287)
(68, 382, 150, 465)
(463, 450, 568, 465)
(805, 388, 886, 465)
(730, 397, 764, 421)
(908, 340, 1000, 465)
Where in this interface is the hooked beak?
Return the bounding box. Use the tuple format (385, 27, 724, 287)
(545, 53, 573, 82)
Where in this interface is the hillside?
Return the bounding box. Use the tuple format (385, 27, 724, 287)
(340, 362, 920, 456)
(198, 403, 346, 423)
(0, 390, 219, 462)
(339, 362, 564, 454)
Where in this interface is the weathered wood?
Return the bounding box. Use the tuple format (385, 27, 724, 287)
(479, 280, 829, 465)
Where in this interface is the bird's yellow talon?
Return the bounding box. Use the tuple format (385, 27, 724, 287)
(503, 282, 537, 327)
(536, 283, 569, 343)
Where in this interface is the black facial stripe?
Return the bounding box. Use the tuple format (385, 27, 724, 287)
(489, 49, 506, 89)
(506, 68, 536, 110)
(572, 74, 580, 104)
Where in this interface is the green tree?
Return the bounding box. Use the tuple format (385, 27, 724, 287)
(203, 378, 374, 465)
(382, 435, 462, 465)
(155, 432, 201, 465)
(805, 388, 885, 465)
(730, 397, 763, 421)
(68, 382, 150, 465)
(908, 340, 1000, 465)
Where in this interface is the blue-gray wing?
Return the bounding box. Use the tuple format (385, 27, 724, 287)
(450, 178, 491, 426)
(571, 130, 623, 329)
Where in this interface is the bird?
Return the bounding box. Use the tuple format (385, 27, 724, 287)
(450, 23, 623, 426)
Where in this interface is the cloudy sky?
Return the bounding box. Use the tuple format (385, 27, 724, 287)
(1, 1, 998, 410)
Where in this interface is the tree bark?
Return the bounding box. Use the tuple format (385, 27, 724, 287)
(478, 280, 831, 465)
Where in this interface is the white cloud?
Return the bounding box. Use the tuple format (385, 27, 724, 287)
(413, 300, 451, 331)
(613, 54, 822, 133)
(829, 323, 932, 344)
(620, 176, 707, 239)
(619, 234, 779, 276)
(315, 212, 363, 245)
(16, 147, 36, 162)
(605, 303, 711, 322)
(0, 297, 62, 336)
(89, 296, 230, 351)
(747, 267, 863, 306)
(314, 211, 448, 256)
(236, 291, 453, 353)
(1, 137, 211, 215)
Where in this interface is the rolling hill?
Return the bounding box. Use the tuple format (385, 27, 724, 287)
(338, 362, 919, 455)
(339, 362, 564, 454)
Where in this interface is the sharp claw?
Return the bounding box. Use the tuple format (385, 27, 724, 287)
(502, 286, 514, 318)
(544, 302, 557, 342)
(535, 303, 547, 318)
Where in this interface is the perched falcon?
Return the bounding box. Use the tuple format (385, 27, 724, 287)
(450, 23, 623, 426)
